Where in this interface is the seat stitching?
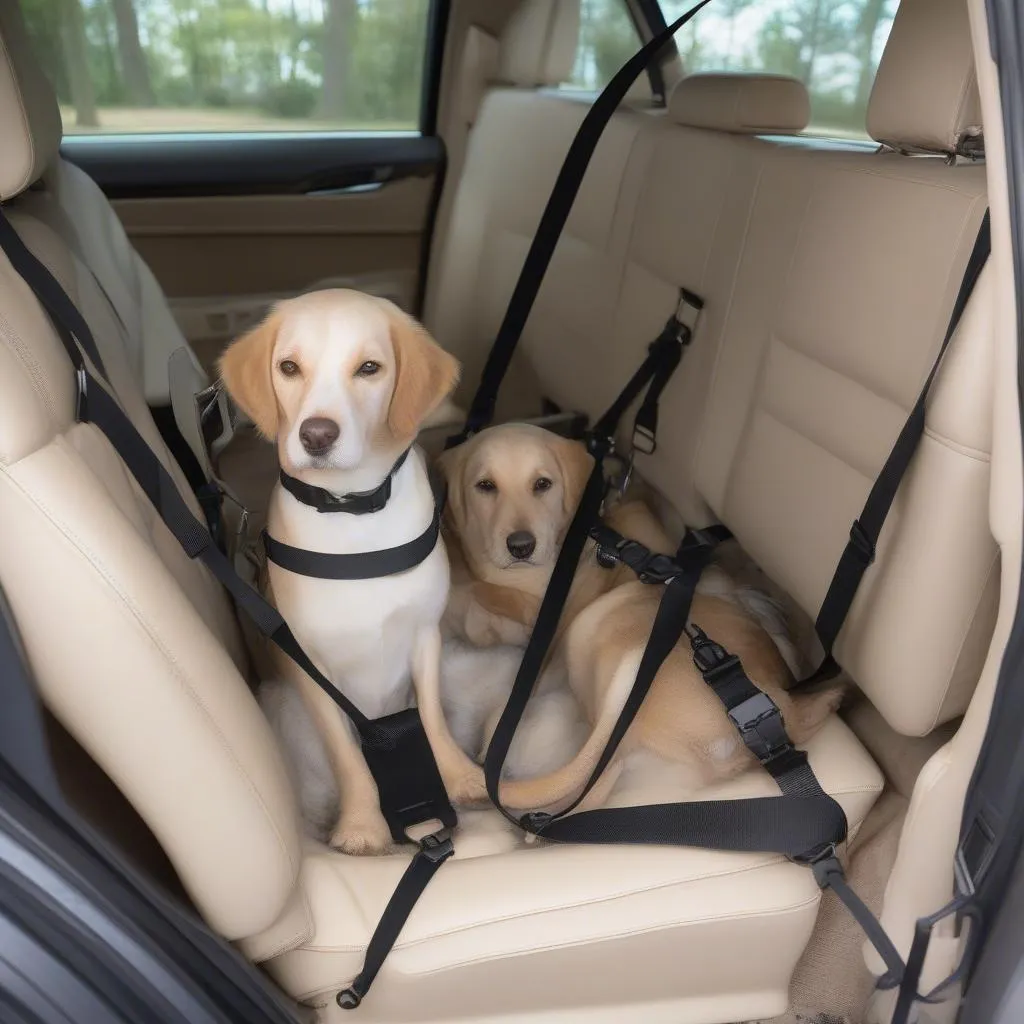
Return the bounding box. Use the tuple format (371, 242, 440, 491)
(1, 452, 301, 884)
(922, 426, 990, 462)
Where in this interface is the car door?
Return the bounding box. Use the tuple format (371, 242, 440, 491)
(21, 0, 448, 377)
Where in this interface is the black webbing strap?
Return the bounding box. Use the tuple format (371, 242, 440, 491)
(263, 506, 441, 580)
(454, 0, 712, 444)
(0, 206, 456, 1008)
(803, 211, 992, 685)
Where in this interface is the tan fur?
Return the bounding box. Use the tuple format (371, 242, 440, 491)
(439, 423, 845, 815)
(386, 312, 460, 442)
(218, 309, 282, 438)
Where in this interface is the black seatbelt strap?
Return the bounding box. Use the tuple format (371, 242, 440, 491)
(453, 0, 712, 444)
(0, 206, 455, 1009)
(801, 210, 992, 687)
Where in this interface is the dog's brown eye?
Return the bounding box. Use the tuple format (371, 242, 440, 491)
(475, 479, 497, 494)
(278, 359, 300, 378)
(356, 360, 381, 377)
(533, 477, 553, 494)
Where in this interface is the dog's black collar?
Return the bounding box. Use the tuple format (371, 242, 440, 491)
(279, 449, 410, 515)
(263, 472, 447, 580)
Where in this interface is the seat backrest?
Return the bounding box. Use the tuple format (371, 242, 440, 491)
(0, 2, 198, 411)
(0, 18, 303, 941)
(690, 0, 993, 736)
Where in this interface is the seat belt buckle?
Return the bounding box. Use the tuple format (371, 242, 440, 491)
(418, 827, 455, 865)
(727, 690, 792, 764)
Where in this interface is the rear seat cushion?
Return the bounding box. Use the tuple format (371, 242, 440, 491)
(669, 73, 811, 135)
(0, 0, 62, 200)
(255, 717, 882, 1017)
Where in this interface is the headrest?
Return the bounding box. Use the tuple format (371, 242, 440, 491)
(0, 2, 62, 201)
(867, 0, 982, 154)
(668, 73, 811, 134)
(497, 0, 581, 88)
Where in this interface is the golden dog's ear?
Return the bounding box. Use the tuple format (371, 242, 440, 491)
(550, 434, 595, 519)
(386, 307, 460, 441)
(435, 441, 468, 533)
(219, 309, 282, 439)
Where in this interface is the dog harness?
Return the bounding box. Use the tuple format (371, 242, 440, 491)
(0, 1, 991, 1017)
(263, 448, 446, 582)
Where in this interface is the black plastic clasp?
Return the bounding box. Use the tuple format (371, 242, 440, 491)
(728, 690, 792, 764)
(589, 527, 681, 584)
(689, 625, 741, 680)
(418, 827, 455, 864)
(848, 518, 876, 567)
(520, 810, 553, 834)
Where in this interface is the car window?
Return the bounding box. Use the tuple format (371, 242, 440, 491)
(661, 0, 900, 139)
(561, 0, 649, 97)
(19, 0, 433, 136)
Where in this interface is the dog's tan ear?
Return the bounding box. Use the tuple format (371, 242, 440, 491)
(219, 310, 282, 438)
(550, 434, 595, 519)
(435, 442, 468, 533)
(387, 308, 460, 441)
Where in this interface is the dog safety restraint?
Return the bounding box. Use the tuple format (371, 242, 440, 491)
(0, 208, 457, 1010)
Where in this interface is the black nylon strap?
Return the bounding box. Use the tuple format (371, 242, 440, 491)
(262, 506, 440, 580)
(279, 449, 410, 515)
(810, 211, 991, 664)
(337, 830, 454, 1010)
(455, 0, 713, 442)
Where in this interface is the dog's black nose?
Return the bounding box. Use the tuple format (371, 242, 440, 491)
(299, 417, 340, 455)
(506, 530, 536, 560)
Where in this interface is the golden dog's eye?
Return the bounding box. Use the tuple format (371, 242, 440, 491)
(356, 360, 381, 377)
(278, 359, 300, 378)
(475, 479, 497, 494)
(533, 477, 553, 494)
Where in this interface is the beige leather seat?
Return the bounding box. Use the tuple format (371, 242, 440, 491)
(0, 0, 995, 1023)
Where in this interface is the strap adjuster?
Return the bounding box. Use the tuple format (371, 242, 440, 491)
(631, 422, 657, 456)
(590, 529, 681, 584)
(689, 625, 739, 678)
(727, 690, 792, 763)
(419, 827, 455, 864)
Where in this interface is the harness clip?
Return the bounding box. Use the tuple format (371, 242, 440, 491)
(726, 690, 792, 764)
(689, 625, 741, 678)
(418, 827, 455, 864)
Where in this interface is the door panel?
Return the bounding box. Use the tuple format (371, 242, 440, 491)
(62, 135, 443, 376)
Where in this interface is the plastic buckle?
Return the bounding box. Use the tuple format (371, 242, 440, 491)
(520, 810, 553, 834)
(75, 366, 88, 422)
(689, 626, 740, 678)
(727, 691, 791, 764)
(418, 827, 455, 865)
(848, 518, 876, 567)
(797, 842, 842, 884)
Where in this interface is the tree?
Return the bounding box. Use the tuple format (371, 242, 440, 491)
(110, 0, 155, 106)
(852, 0, 887, 110)
(318, 0, 357, 120)
(60, 0, 98, 127)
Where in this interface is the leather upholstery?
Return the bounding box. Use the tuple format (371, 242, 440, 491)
(669, 73, 811, 134)
(496, 0, 580, 87)
(867, 0, 983, 153)
(0, 1, 61, 201)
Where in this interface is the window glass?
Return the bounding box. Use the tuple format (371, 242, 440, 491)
(660, 0, 900, 138)
(562, 0, 645, 93)
(19, 0, 432, 135)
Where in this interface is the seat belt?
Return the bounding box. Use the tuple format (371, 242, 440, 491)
(0, 207, 456, 1010)
(450, 0, 713, 446)
(481, 211, 991, 1023)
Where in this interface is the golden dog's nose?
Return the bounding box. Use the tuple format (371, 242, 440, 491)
(506, 531, 536, 560)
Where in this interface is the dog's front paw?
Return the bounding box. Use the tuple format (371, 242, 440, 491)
(330, 814, 394, 856)
(446, 769, 489, 807)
